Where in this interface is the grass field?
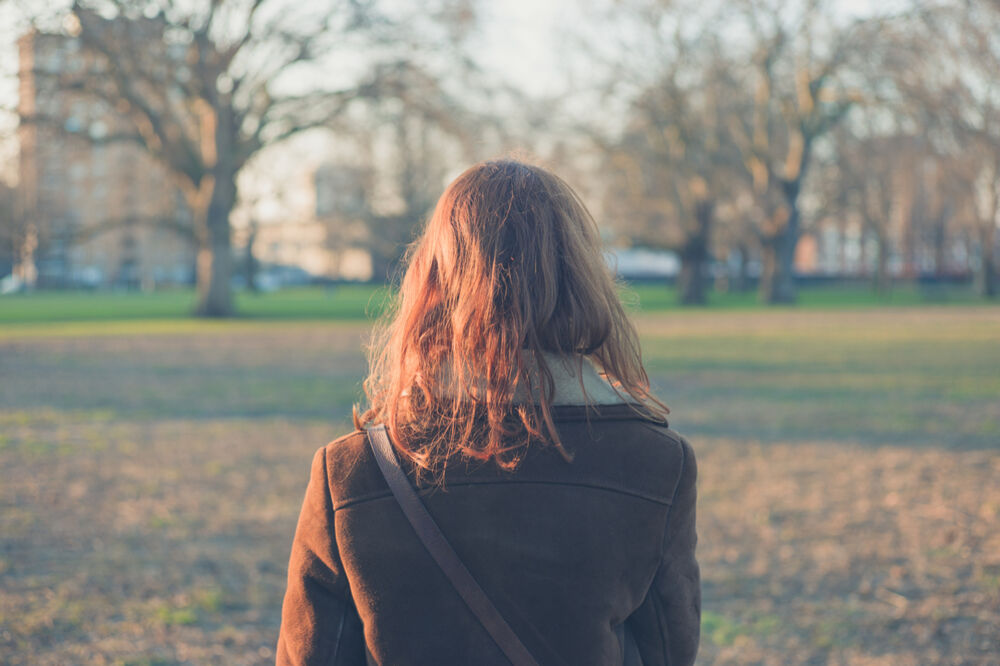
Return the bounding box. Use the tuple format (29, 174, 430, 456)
(0, 281, 987, 328)
(1, 293, 999, 664)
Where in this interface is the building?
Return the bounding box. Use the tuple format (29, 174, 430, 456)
(16, 28, 195, 289)
(253, 220, 373, 284)
(251, 163, 374, 283)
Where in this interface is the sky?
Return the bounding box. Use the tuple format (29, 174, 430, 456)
(475, 0, 574, 97)
(0, 0, 579, 183)
(0, 0, 895, 186)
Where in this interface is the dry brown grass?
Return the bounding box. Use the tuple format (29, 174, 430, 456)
(2, 307, 998, 664)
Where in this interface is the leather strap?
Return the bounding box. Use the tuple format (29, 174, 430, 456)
(366, 424, 541, 666)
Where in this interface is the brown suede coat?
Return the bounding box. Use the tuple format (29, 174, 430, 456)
(276, 403, 699, 665)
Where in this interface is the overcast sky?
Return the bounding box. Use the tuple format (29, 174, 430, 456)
(476, 0, 574, 96)
(0, 0, 894, 184)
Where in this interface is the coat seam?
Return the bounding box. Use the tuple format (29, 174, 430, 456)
(652, 434, 687, 664)
(328, 608, 345, 665)
(332, 479, 674, 512)
(634, 420, 687, 454)
(320, 446, 350, 597)
(324, 408, 666, 452)
(659, 436, 687, 562)
(653, 590, 670, 665)
(320, 448, 348, 665)
(630, 425, 687, 600)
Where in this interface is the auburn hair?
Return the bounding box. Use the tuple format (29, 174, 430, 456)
(353, 158, 667, 480)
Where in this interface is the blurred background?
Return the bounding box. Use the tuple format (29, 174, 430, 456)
(0, 0, 998, 664)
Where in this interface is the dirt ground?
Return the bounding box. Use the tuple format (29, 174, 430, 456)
(2, 307, 998, 664)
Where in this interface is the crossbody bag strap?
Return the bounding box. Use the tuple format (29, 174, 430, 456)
(366, 424, 541, 666)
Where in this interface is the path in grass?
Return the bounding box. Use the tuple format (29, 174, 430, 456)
(1, 307, 998, 664)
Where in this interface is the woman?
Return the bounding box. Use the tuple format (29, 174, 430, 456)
(276, 159, 699, 665)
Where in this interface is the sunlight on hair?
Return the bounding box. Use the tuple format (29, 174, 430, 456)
(354, 158, 669, 482)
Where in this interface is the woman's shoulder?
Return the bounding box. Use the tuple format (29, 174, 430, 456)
(546, 410, 693, 496)
(312, 429, 387, 510)
(311, 416, 694, 508)
(318, 428, 369, 465)
(324, 428, 368, 450)
(548, 402, 687, 456)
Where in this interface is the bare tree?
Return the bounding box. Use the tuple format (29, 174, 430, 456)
(0, 179, 28, 282)
(883, 0, 1000, 298)
(936, 1, 1000, 298)
(311, 52, 503, 283)
(726, 0, 884, 303)
(583, 0, 908, 304)
(365, 61, 486, 280)
(897, 146, 970, 281)
(607, 49, 746, 304)
(590, 2, 749, 305)
(830, 125, 912, 294)
(16, 0, 464, 315)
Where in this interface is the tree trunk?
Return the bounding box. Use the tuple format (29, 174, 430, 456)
(933, 218, 947, 278)
(758, 185, 801, 304)
(759, 236, 778, 301)
(678, 249, 708, 305)
(736, 242, 751, 292)
(678, 201, 712, 306)
(245, 223, 259, 293)
(875, 230, 890, 295)
(859, 230, 871, 278)
(837, 222, 848, 275)
(758, 222, 798, 304)
(977, 254, 996, 298)
(194, 174, 236, 317)
(976, 225, 997, 299)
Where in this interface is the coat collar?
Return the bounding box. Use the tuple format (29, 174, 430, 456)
(525, 351, 629, 406)
(426, 350, 627, 405)
(524, 352, 668, 426)
(420, 351, 667, 423)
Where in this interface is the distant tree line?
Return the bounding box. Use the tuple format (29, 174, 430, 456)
(9, 0, 487, 315)
(585, 0, 999, 304)
(4, 0, 998, 314)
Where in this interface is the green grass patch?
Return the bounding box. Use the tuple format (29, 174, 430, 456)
(113, 658, 179, 666)
(702, 610, 745, 646)
(623, 282, 989, 311)
(2, 308, 997, 663)
(0, 282, 993, 330)
(153, 604, 198, 627)
(193, 587, 225, 613)
(0, 284, 392, 325)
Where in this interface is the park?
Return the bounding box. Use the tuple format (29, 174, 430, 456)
(2, 286, 998, 664)
(2, 0, 1000, 662)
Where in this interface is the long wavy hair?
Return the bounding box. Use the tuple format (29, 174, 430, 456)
(353, 158, 668, 479)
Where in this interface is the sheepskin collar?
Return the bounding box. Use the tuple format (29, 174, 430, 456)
(515, 351, 628, 406)
(417, 351, 629, 406)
